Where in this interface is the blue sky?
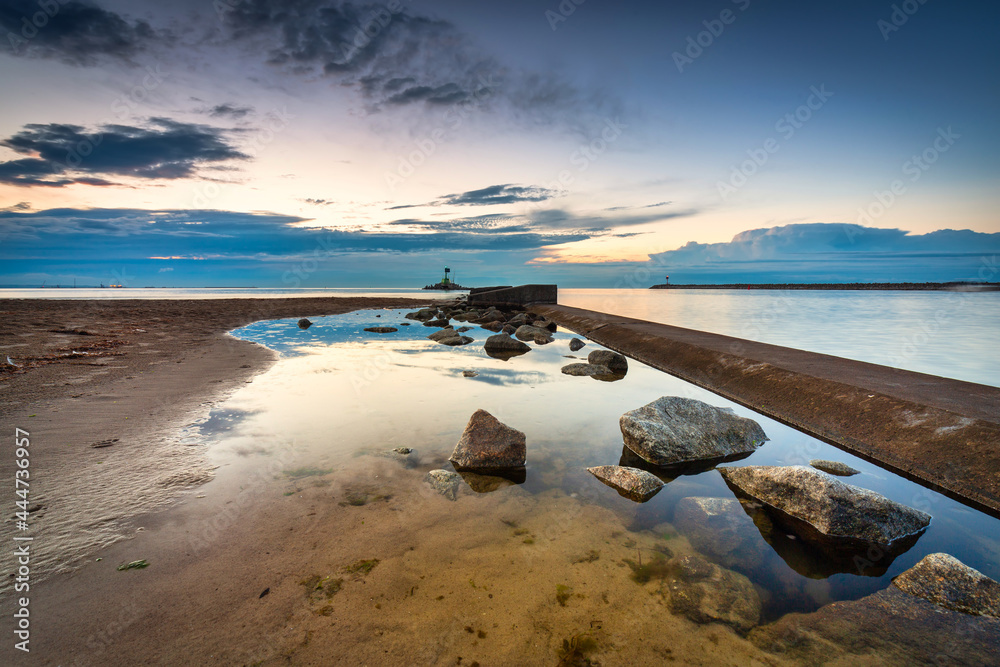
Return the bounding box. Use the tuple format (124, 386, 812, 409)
(0, 0, 997, 286)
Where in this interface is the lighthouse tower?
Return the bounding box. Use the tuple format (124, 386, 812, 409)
(442, 267, 451, 286)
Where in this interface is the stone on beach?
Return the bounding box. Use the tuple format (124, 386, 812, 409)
(462, 370, 479, 377)
(569, 338, 586, 352)
(449, 409, 526, 470)
(620, 397, 767, 466)
(718, 465, 931, 547)
(425, 469, 462, 501)
(297, 318, 312, 329)
(587, 465, 663, 502)
(427, 328, 472, 346)
(480, 321, 504, 332)
(810, 459, 860, 476)
(363, 327, 398, 333)
(892, 553, 1000, 617)
(588, 349, 628, 373)
(423, 318, 450, 328)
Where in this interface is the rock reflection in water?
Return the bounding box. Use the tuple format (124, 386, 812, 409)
(455, 467, 527, 493)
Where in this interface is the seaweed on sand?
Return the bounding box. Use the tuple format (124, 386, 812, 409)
(556, 632, 599, 666)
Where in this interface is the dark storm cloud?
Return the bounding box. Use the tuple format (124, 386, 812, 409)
(0, 119, 248, 186)
(219, 0, 613, 121)
(0, 0, 162, 65)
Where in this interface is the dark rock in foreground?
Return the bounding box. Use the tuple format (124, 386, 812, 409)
(588, 349, 628, 373)
(569, 337, 586, 352)
(514, 325, 553, 343)
(892, 552, 1000, 617)
(587, 465, 663, 502)
(405, 308, 437, 322)
(620, 397, 767, 466)
(668, 554, 761, 634)
(363, 327, 398, 333)
(810, 459, 860, 476)
(449, 409, 526, 470)
(750, 554, 1000, 663)
(425, 469, 462, 501)
(297, 318, 312, 329)
(719, 465, 931, 549)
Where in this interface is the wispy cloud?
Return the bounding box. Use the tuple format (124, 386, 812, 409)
(388, 184, 559, 210)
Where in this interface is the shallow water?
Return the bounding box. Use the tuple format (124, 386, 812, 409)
(197, 307, 1000, 647)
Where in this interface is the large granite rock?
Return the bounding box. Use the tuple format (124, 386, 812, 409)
(892, 553, 1000, 617)
(587, 465, 664, 502)
(449, 409, 526, 470)
(588, 349, 628, 373)
(514, 325, 553, 342)
(810, 459, 860, 476)
(569, 338, 586, 352)
(750, 556, 1000, 664)
(484, 333, 531, 355)
(668, 554, 761, 634)
(719, 465, 931, 549)
(620, 397, 768, 466)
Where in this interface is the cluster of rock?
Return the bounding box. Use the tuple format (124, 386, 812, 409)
(404, 302, 559, 357)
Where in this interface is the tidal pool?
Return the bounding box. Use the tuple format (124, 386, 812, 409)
(184, 307, 1000, 663)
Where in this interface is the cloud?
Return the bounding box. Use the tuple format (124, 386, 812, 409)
(220, 0, 617, 125)
(644, 223, 1000, 283)
(0, 118, 248, 187)
(1, 0, 162, 65)
(301, 198, 333, 206)
(208, 103, 254, 119)
(388, 184, 560, 210)
(0, 207, 589, 259)
(604, 201, 672, 212)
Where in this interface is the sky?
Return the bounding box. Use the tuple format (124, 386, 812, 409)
(0, 0, 998, 287)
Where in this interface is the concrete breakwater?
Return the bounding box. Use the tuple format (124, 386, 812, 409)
(534, 304, 1000, 518)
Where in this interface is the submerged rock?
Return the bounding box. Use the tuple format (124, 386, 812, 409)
(620, 397, 768, 466)
(371, 447, 418, 468)
(587, 465, 663, 502)
(425, 470, 462, 501)
(297, 318, 312, 329)
(561, 363, 612, 377)
(719, 465, 931, 549)
(569, 338, 586, 352)
(450, 409, 526, 470)
(892, 553, 1000, 617)
(673, 497, 766, 569)
(668, 554, 762, 634)
(363, 327, 398, 333)
(810, 459, 860, 476)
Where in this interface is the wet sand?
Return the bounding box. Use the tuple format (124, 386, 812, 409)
(0, 298, 424, 582)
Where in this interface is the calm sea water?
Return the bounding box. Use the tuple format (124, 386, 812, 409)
(5, 286, 996, 386)
(199, 308, 1000, 640)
